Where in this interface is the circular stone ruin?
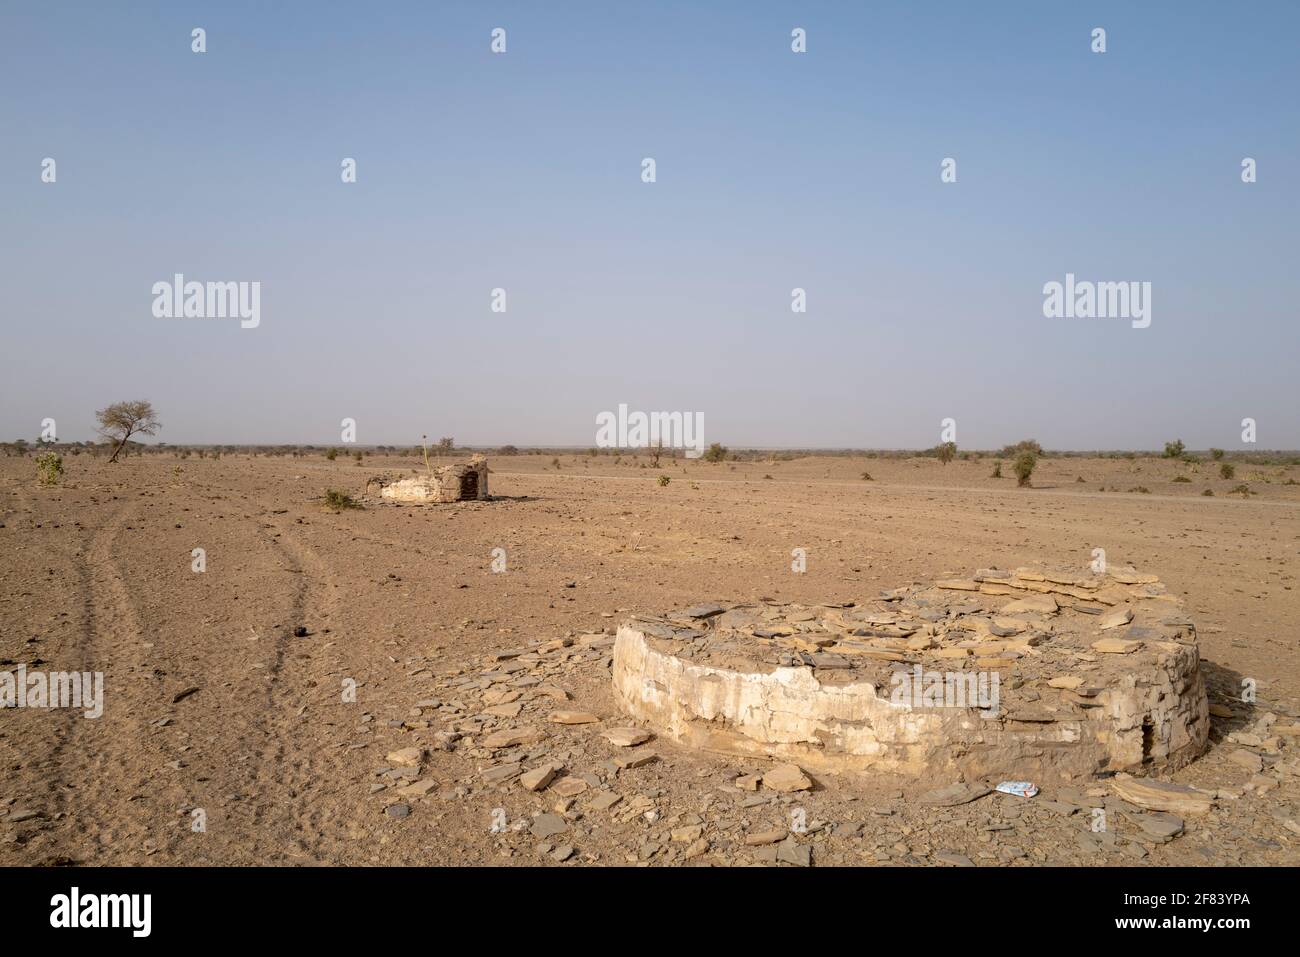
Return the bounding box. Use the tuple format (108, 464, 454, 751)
(611, 567, 1209, 782)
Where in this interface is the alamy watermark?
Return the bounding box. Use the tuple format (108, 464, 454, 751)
(1042, 273, 1150, 329)
(2, 665, 103, 719)
(595, 403, 704, 458)
(889, 664, 999, 716)
(152, 274, 260, 329)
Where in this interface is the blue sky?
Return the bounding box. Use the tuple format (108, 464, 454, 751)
(2, 1, 1297, 448)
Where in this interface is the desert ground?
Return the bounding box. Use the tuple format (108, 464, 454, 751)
(2, 450, 1298, 866)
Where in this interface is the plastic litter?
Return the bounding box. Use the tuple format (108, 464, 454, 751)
(995, 780, 1039, 798)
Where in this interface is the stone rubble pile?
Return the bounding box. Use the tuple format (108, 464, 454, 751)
(358, 568, 1300, 866)
(611, 567, 1210, 780)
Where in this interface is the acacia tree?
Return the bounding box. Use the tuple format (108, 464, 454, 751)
(96, 400, 162, 463)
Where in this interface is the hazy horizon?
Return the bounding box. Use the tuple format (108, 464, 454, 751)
(4, 1, 1298, 450)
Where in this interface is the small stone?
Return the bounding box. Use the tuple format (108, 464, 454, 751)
(550, 844, 575, 862)
(934, 850, 974, 867)
(672, 825, 704, 843)
(530, 813, 568, 838)
(395, 778, 439, 798)
(385, 747, 424, 768)
(550, 776, 589, 798)
(588, 791, 623, 811)
(1135, 812, 1184, 841)
(1112, 777, 1213, 816)
(1048, 676, 1083, 690)
(602, 727, 652, 747)
(1097, 607, 1135, 630)
(519, 764, 560, 792)
(762, 763, 812, 793)
(613, 750, 658, 770)
(919, 783, 992, 807)
(1001, 595, 1058, 615)
(776, 837, 812, 866)
(683, 838, 709, 860)
(482, 727, 544, 749)
(384, 803, 411, 819)
(744, 829, 787, 846)
(1091, 637, 1141, 654)
(480, 762, 523, 784)
(549, 711, 600, 725)
(735, 773, 762, 792)
(1227, 749, 1264, 773)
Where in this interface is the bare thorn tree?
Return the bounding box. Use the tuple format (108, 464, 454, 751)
(96, 400, 162, 463)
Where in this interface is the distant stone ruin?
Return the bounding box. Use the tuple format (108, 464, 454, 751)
(612, 567, 1208, 782)
(365, 455, 489, 503)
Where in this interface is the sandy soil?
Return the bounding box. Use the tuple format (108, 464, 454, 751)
(2, 452, 1298, 866)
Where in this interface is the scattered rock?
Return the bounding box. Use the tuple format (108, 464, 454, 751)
(1111, 777, 1213, 816)
(919, 783, 991, 807)
(602, 727, 652, 747)
(519, 764, 560, 792)
(530, 813, 568, 838)
(762, 763, 812, 793)
(385, 747, 424, 768)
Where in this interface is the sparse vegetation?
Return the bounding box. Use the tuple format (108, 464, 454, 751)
(703, 443, 728, 463)
(325, 448, 338, 461)
(35, 451, 63, 486)
(1013, 451, 1037, 487)
(96, 399, 162, 463)
(1210, 448, 1225, 460)
(1219, 463, 1235, 480)
(657, 474, 670, 487)
(934, 442, 957, 465)
(1163, 439, 1185, 459)
(1172, 475, 1191, 483)
(1202, 488, 1214, 496)
(1228, 484, 1255, 497)
(321, 489, 362, 511)
(861, 471, 873, 481)
(991, 461, 1002, 479)
(1001, 439, 1043, 458)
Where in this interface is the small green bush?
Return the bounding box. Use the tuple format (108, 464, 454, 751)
(1013, 451, 1036, 487)
(1163, 439, 1185, 458)
(36, 451, 63, 486)
(1219, 463, 1235, 480)
(1172, 475, 1191, 483)
(657, 474, 670, 487)
(321, 489, 362, 511)
(991, 461, 1002, 479)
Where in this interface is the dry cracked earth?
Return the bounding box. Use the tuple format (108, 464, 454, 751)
(2, 451, 1299, 867)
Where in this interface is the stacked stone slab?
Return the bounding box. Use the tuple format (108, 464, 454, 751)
(365, 455, 489, 503)
(611, 568, 1209, 782)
